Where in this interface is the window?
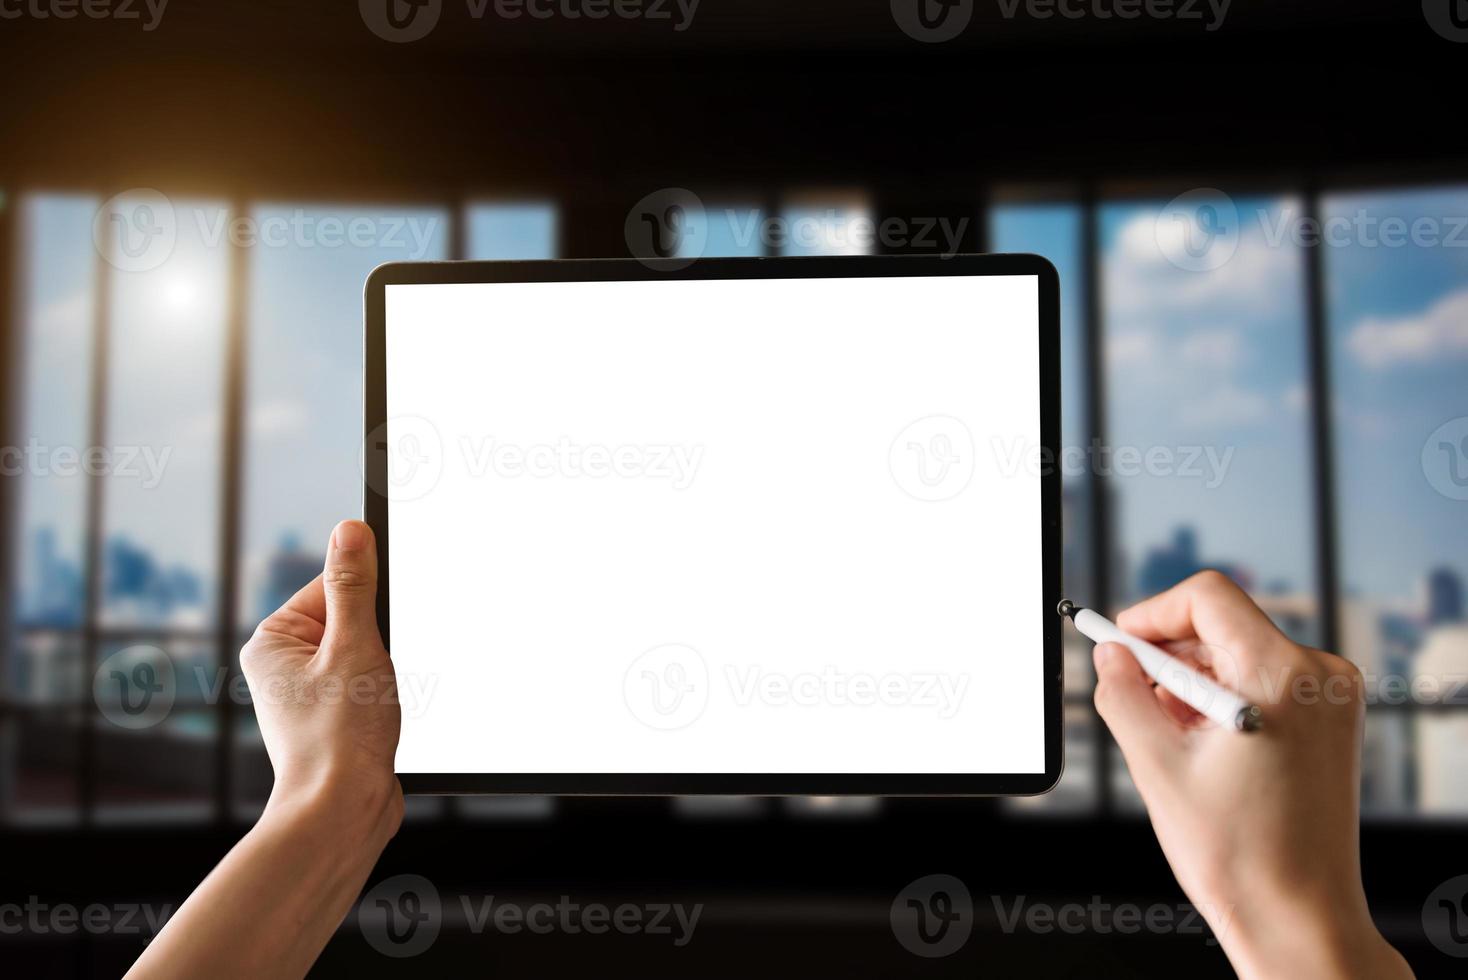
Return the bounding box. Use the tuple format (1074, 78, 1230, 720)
(1323, 187, 1468, 816)
(5, 194, 97, 821)
(235, 203, 451, 819)
(779, 194, 875, 256)
(5, 184, 1465, 825)
(466, 202, 558, 260)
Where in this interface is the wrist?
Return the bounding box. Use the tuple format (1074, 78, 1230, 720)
(263, 765, 403, 854)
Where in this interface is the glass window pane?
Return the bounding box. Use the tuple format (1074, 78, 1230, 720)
(11, 193, 96, 630)
(1323, 186, 1468, 816)
(237, 205, 449, 815)
(1, 710, 83, 824)
(99, 196, 231, 629)
(779, 195, 874, 256)
(1100, 196, 1319, 644)
(992, 203, 1095, 698)
(466, 202, 557, 260)
(239, 204, 450, 631)
(681, 203, 766, 259)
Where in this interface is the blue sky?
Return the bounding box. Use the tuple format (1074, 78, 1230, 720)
(1323, 188, 1468, 603)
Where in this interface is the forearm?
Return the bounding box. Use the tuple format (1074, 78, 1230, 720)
(125, 778, 399, 980)
(1218, 896, 1414, 980)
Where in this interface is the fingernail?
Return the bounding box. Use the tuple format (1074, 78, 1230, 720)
(334, 520, 368, 552)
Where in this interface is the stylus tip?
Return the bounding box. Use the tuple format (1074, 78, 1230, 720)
(1057, 599, 1077, 619)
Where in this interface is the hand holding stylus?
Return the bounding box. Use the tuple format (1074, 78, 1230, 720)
(1092, 571, 1412, 980)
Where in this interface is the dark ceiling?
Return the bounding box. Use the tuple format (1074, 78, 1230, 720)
(0, 1, 1462, 196)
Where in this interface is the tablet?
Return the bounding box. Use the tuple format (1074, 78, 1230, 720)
(364, 254, 1061, 796)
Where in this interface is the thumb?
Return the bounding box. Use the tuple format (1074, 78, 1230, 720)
(323, 519, 380, 649)
(1093, 642, 1180, 779)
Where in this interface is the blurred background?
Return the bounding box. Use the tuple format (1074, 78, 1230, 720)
(2, 1, 1467, 976)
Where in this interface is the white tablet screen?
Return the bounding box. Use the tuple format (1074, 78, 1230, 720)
(384, 274, 1044, 776)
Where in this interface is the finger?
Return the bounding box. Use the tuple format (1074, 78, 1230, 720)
(1093, 643, 1182, 778)
(322, 520, 381, 649)
(249, 576, 326, 649)
(1153, 684, 1207, 728)
(282, 574, 326, 627)
(1116, 570, 1284, 667)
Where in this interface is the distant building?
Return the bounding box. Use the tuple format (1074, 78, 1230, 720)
(257, 534, 323, 622)
(1135, 525, 1252, 598)
(1426, 567, 1464, 625)
(26, 526, 84, 626)
(1414, 625, 1468, 813)
(103, 536, 206, 624)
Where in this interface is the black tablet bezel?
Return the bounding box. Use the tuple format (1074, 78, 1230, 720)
(364, 254, 1063, 796)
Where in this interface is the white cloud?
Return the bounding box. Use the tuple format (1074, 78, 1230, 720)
(1106, 329, 1157, 370)
(1106, 200, 1301, 319)
(1178, 328, 1244, 369)
(1177, 383, 1270, 429)
(1346, 286, 1468, 369)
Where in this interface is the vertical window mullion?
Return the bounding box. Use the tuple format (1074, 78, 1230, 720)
(215, 200, 251, 824)
(79, 196, 115, 825)
(1301, 187, 1341, 657)
(1080, 187, 1113, 814)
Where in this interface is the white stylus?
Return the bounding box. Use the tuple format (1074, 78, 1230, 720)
(1058, 599, 1263, 733)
